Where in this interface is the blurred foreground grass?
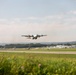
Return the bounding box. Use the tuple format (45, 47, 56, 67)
(0, 52, 76, 75)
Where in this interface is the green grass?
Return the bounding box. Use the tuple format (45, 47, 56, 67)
(0, 52, 76, 74)
(0, 48, 76, 51)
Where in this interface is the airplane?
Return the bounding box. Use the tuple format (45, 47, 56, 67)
(21, 34, 47, 39)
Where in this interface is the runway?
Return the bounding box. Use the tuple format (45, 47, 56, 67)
(0, 50, 76, 54)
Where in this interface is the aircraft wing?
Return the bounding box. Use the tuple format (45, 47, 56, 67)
(22, 35, 33, 37)
(37, 35, 47, 37)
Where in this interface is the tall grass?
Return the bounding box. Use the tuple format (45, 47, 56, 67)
(0, 53, 76, 75)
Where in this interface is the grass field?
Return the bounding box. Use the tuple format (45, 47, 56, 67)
(0, 48, 76, 75)
(0, 47, 76, 51)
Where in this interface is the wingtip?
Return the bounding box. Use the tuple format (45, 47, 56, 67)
(21, 35, 24, 37)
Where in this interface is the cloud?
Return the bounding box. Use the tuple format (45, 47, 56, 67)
(67, 10, 76, 14)
(45, 14, 64, 20)
(0, 12, 76, 43)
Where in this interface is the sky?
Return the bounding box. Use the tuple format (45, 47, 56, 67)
(0, 0, 76, 43)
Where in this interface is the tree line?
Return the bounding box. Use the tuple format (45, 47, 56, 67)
(0, 42, 76, 48)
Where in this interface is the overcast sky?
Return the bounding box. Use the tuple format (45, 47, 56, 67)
(0, 0, 76, 43)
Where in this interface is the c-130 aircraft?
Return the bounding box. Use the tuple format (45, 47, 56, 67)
(22, 34, 47, 39)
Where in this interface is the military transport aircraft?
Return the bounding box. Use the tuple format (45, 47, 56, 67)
(21, 34, 47, 39)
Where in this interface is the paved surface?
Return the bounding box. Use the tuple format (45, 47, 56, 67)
(0, 50, 76, 54)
